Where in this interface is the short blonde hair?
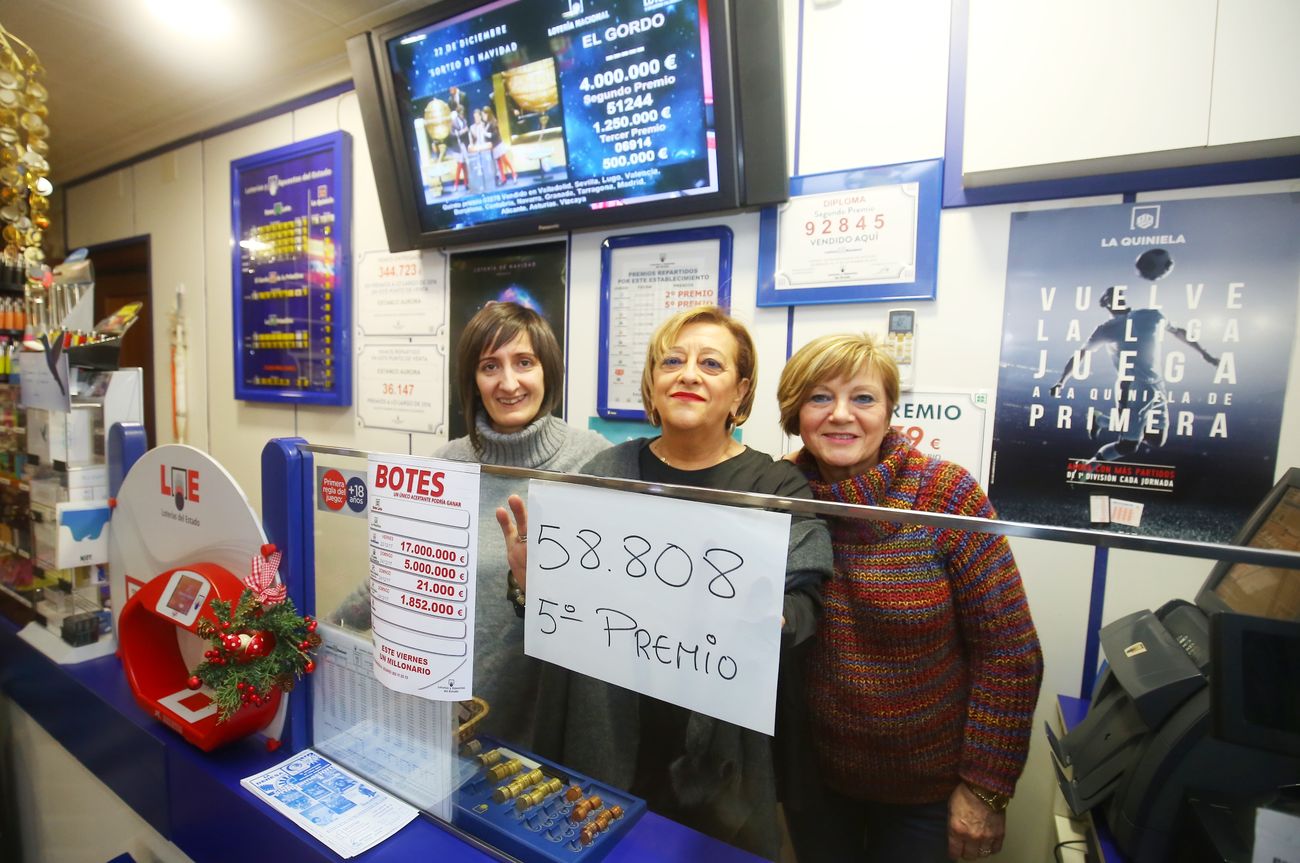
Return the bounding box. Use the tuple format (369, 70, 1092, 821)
(777, 333, 900, 435)
(640, 306, 757, 429)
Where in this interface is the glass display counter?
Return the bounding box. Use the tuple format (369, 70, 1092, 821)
(5, 436, 1298, 863)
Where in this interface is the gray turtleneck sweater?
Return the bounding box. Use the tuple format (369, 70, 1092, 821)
(434, 413, 610, 745)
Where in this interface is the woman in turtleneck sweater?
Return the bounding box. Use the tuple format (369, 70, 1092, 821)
(433, 301, 608, 745)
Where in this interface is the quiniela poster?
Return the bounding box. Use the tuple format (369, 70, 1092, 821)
(990, 194, 1300, 541)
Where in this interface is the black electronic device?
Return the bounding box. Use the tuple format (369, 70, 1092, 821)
(1046, 468, 1300, 862)
(1210, 612, 1300, 758)
(347, 0, 788, 251)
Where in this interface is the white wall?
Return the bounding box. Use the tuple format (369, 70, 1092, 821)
(58, 1, 1300, 861)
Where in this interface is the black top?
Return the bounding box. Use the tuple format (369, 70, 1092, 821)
(636, 441, 813, 498)
(631, 442, 826, 824)
(534, 438, 832, 858)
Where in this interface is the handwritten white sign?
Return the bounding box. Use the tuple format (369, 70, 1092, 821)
(367, 455, 480, 701)
(776, 182, 919, 289)
(524, 480, 791, 735)
(356, 249, 445, 336)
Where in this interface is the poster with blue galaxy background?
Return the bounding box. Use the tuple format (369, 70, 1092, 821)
(989, 194, 1300, 542)
(387, 0, 717, 234)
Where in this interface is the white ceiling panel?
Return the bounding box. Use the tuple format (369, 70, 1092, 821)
(1, 0, 431, 183)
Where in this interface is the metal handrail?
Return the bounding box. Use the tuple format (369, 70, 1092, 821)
(300, 443, 1300, 570)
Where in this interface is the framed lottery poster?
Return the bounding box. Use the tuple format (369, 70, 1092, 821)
(757, 159, 941, 306)
(597, 226, 733, 420)
(231, 131, 352, 405)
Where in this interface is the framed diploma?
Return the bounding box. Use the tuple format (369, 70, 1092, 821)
(231, 131, 352, 405)
(598, 226, 733, 420)
(757, 159, 941, 306)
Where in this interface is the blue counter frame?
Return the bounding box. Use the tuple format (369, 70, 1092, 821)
(2, 616, 769, 862)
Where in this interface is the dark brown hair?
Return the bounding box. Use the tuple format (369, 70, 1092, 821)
(456, 302, 563, 452)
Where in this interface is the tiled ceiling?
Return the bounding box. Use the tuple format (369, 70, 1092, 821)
(2, 0, 432, 184)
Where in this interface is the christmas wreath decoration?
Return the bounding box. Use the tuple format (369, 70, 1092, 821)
(188, 545, 322, 722)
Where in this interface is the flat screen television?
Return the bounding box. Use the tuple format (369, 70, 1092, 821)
(1196, 466, 1300, 622)
(347, 0, 788, 250)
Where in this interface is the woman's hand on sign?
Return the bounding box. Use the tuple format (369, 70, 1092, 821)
(496, 494, 530, 590)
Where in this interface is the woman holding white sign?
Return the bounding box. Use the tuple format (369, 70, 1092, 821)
(497, 306, 832, 858)
(775, 333, 1043, 863)
(334, 302, 608, 745)
(438, 301, 609, 745)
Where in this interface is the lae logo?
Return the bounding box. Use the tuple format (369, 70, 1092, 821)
(161, 465, 201, 511)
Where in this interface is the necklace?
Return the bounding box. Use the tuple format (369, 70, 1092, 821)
(652, 437, 736, 470)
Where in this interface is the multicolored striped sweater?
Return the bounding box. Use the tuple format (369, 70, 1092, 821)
(798, 430, 1043, 804)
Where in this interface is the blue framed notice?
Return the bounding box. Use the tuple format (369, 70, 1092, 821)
(598, 226, 732, 420)
(231, 131, 352, 406)
(757, 159, 941, 306)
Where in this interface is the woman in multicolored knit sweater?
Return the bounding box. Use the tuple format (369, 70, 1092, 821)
(776, 333, 1043, 863)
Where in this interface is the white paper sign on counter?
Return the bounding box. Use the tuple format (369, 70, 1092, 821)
(367, 455, 479, 701)
(241, 748, 418, 859)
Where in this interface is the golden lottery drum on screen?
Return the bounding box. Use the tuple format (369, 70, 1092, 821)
(505, 59, 558, 112)
(423, 98, 452, 142)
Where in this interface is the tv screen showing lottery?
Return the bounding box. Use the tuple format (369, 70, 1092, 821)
(386, 0, 721, 233)
(349, 0, 795, 249)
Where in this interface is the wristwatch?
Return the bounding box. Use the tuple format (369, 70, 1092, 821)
(966, 782, 1011, 813)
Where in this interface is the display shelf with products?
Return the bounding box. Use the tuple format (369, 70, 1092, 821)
(5, 283, 144, 652)
(0, 378, 36, 609)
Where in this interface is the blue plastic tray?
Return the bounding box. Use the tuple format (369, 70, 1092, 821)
(453, 737, 646, 863)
